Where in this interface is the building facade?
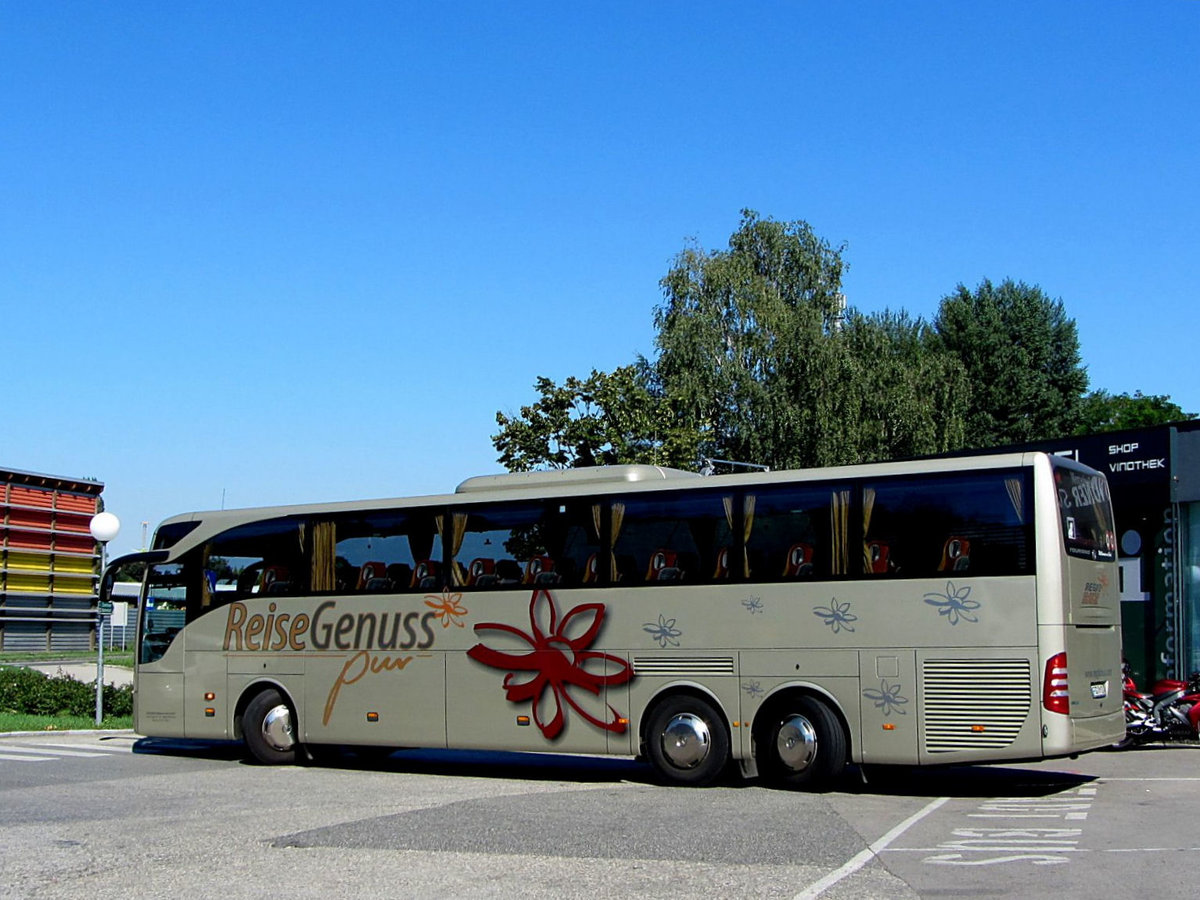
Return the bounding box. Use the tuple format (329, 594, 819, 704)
(0, 466, 104, 651)
(1021, 421, 1200, 687)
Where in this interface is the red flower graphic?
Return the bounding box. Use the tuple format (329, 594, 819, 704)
(467, 590, 634, 740)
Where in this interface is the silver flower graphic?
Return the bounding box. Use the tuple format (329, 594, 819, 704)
(813, 598, 857, 633)
(924, 581, 980, 625)
(643, 614, 682, 648)
(742, 597, 764, 615)
(862, 679, 908, 717)
(742, 679, 764, 698)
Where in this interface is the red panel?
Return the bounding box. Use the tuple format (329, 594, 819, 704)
(8, 509, 53, 530)
(55, 534, 96, 554)
(54, 514, 93, 534)
(9, 486, 54, 508)
(8, 532, 54, 550)
(56, 493, 99, 513)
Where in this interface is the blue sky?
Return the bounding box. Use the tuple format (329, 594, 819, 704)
(3, 2, 1197, 557)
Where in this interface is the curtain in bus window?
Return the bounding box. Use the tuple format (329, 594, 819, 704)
(1005, 478, 1025, 523)
(311, 521, 337, 592)
(721, 495, 735, 578)
(862, 488, 877, 573)
(610, 502, 625, 581)
(831, 489, 850, 575)
(436, 513, 469, 585)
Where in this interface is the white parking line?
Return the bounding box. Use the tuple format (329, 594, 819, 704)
(792, 796, 950, 899)
(19, 741, 131, 754)
(0, 745, 109, 758)
(0, 752, 53, 762)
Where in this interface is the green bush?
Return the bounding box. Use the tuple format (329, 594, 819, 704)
(0, 665, 132, 717)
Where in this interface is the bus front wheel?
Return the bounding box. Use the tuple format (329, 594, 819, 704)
(645, 695, 730, 787)
(756, 696, 846, 790)
(243, 688, 298, 765)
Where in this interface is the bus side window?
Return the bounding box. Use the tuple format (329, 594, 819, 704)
(863, 471, 1031, 579)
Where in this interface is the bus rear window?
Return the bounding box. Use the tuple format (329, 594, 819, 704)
(1052, 460, 1115, 561)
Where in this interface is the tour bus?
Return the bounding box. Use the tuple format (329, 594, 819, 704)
(102, 452, 1123, 789)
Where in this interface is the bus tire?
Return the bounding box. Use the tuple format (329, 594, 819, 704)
(645, 694, 730, 787)
(243, 687, 298, 765)
(756, 695, 846, 791)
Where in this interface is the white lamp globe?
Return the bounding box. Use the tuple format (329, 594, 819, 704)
(90, 511, 121, 544)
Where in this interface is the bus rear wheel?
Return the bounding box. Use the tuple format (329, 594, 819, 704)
(243, 688, 298, 765)
(756, 696, 846, 790)
(645, 695, 730, 787)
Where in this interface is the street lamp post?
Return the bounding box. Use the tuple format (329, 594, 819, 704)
(89, 512, 121, 725)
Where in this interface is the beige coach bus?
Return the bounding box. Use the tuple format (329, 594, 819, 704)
(102, 452, 1124, 789)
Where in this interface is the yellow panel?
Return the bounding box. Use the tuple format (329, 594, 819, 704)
(54, 582, 96, 595)
(6, 573, 52, 591)
(53, 557, 94, 575)
(5, 552, 49, 572)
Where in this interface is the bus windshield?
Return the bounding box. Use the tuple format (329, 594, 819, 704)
(1052, 458, 1115, 561)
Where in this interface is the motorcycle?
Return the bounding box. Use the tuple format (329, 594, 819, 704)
(1119, 660, 1200, 747)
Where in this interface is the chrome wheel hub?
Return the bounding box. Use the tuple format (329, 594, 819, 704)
(261, 703, 295, 752)
(776, 714, 818, 772)
(661, 712, 711, 769)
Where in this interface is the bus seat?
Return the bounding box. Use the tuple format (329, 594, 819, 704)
(255, 564, 291, 594)
(938, 536, 971, 572)
(467, 557, 498, 586)
(782, 543, 814, 578)
(867, 541, 891, 574)
(646, 549, 683, 582)
(523, 556, 559, 585)
(410, 559, 441, 589)
(713, 546, 730, 579)
(357, 561, 389, 591)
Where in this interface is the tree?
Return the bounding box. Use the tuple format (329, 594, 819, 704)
(492, 365, 698, 471)
(653, 211, 969, 468)
(839, 310, 970, 461)
(1076, 390, 1195, 434)
(932, 278, 1087, 447)
(652, 210, 850, 469)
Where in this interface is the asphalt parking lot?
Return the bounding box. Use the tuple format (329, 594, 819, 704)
(2, 732, 1198, 899)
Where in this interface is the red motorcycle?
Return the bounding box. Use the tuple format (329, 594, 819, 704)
(1120, 660, 1200, 747)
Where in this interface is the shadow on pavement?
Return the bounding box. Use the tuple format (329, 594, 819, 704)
(131, 735, 1098, 798)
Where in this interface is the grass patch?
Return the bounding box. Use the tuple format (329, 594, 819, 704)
(0, 712, 132, 732)
(0, 665, 133, 735)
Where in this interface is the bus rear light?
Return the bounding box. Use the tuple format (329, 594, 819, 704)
(971, 725, 986, 733)
(882, 723, 895, 731)
(366, 712, 379, 722)
(204, 708, 215, 717)
(204, 692, 216, 701)
(516, 716, 530, 727)
(1043, 652, 1070, 715)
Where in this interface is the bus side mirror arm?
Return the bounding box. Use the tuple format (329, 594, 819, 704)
(100, 550, 170, 604)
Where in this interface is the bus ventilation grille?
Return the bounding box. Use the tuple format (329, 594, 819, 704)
(921, 658, 1032, 753)
(632, 656, 736, 677)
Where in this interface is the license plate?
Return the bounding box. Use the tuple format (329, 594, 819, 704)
(1091, 681, 1108, 699)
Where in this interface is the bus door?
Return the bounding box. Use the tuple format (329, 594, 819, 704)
(136, 561, 190, 737)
